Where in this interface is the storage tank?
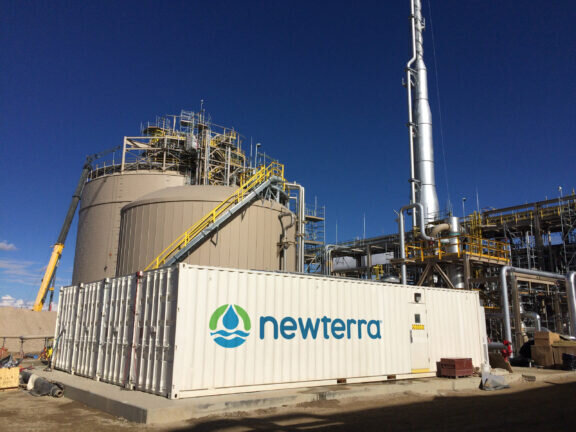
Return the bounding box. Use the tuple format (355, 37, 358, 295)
(115, 185, 296, 275)
(72, 171, 187, 284)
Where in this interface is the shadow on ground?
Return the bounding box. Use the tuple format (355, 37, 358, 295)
(174, 380, 576, 432)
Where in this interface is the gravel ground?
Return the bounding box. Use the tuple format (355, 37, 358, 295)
(2, 373, 576, 431)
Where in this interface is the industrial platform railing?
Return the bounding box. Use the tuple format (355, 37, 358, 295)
(405, 235, 511, 264)
(476, 197, 576, 228)
(144, 161, 285, 270)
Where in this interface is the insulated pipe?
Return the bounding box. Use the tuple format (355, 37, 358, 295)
(278, 211, 295, 271)
(21, 371, 64, 398)
(523, 311, 542, 332)
(488, 342, 506, 351)
(285, 183, 305, 273)
(500, 266, 564, 352)
(299, 186, 305, 272)
(398, 202, 434, 284)
(322, 244, 339, 276)
(567, 272, 576, 336)
(324, 245, 332, 276)
(429, 223, 450, 238)
(406, 0, 417, 209)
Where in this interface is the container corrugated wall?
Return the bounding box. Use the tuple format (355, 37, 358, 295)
(131, 269, 177, 395)
(426, 288, 487, 365)
(55, 270, 177, 396)
(173, 269, 412, 396)
(55, 264, 487, 399)
(97, 275, 137, 387)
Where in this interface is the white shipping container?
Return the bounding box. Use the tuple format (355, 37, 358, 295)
(54, 264, 488, 399)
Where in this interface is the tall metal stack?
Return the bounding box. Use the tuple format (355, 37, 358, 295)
(405, 0, 439, 223)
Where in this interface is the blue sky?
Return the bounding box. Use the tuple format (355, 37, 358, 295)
(1, 1, 575, 306)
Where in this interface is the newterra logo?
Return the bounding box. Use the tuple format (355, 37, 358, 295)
(209, 304, 382, 348)
(259, 315, 382, 340)
(209, 304, 251, 348)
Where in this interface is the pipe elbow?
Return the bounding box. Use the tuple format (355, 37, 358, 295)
(429, 223, 450, 238)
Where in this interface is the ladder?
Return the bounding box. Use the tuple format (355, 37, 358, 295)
(144, 161, 285, 270)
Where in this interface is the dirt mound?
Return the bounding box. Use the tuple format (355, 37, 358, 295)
(0, 307, 57, 353)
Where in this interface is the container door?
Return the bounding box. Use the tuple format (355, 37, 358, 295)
(410, 302, 430, 373)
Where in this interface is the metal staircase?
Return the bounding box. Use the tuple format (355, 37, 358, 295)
(144, 161, 285, 270)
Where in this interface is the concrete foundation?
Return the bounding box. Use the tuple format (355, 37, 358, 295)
(32, 368, 576, 425)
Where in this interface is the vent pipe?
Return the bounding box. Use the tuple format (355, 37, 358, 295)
(406, 0, 439, 222)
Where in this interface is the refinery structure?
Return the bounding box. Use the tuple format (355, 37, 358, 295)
(72, 109, 308, 284)
(28, 0, 576, 403)
(317, 0, 576, 351)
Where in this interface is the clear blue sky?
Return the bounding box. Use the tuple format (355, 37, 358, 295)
(1, 1, 574, 306)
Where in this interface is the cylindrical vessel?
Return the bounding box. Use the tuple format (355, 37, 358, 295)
(407, 0, 439, 222)
(115, 185, 296, 275)
(72, 171, 187, 284)
(446, 216, 465, 288)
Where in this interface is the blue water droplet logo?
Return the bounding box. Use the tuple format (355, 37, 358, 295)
(223, 305, 239, 329)
(209, 304, 251, 348)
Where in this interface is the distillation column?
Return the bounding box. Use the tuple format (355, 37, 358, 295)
(406, 0, 439, 222)
(404, 0, 464, 289)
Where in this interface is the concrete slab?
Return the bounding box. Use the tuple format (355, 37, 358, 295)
(31, 367, 576, 425)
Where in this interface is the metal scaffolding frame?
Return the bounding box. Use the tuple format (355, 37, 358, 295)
(89, 110, 249, 187)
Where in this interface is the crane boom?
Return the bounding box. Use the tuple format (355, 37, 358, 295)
(33, 145, 120, 311)
(32, 163, 92, 311)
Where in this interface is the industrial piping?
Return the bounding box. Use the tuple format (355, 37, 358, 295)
(285, 183, 305, 273)
(322, 244, 340, 276)
(567, 272, 576, 336)
(523, 311, 542, 332)
(429, 223, 450, 238)
(398, 202, 434, 284)
(278, 211, 295, 271)
(499, 266, 568, 351)
(406, 0, 417, 208)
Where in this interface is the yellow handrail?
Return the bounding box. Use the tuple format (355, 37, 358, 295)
(483, 201, 576, 227)
(405, 234, 511, 264)
(144, 161, 284, 270)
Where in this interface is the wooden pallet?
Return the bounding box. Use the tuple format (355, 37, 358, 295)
(0, 386, 18, 392)
(0, 367, 19, 391)
(441, 373, 475, 379)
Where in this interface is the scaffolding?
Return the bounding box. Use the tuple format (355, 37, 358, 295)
(327, 234, 399, 279)
(471, 193, 576, 274)
(89, 110, 248, 186)
(304, 203, 325, 273)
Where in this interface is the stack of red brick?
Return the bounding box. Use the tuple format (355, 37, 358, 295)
(438, 358, 474, 378)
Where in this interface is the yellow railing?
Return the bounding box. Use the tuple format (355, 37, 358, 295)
(405, 235, 510, 263)
(144, 161, 285, 270)
(406, 244, 424, 261)
(483, 201, 576, 227)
